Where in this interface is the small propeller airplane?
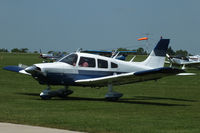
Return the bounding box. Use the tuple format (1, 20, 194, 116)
(166, 54, 200, 69)
(3, 38, 190, 100)
(189, 54, 200, 61)
(39, 49, 65, 62)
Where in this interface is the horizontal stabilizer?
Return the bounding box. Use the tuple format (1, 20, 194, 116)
(177, 73, 196, 76)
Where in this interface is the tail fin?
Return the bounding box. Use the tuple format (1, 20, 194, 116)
(141, 39, 170, 68)
(39, 49, 42, 57)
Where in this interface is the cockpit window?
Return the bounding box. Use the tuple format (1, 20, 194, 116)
(59, 54, 77, 66)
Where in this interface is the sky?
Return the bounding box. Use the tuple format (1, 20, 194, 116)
(0, 0, 200, 54)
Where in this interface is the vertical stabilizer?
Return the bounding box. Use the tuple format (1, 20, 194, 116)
(141, 39, 170, 68)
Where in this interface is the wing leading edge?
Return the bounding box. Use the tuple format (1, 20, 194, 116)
(3, 66, 30, 75)
(75, 67, 184, 87)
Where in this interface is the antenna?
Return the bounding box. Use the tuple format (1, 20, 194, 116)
(76, 48, 83, 53)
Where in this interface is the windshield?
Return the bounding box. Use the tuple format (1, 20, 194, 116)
(59, 54, 78, 66)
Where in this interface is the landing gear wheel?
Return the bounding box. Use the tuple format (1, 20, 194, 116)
(56, 89, 73, 98)
(105, 91, 123, 101)
(105, 97, 119, 101)
(40, 86, 73, 100)
(40, 89, 52, 100)
(105, 84, 123, 101)
(40, 95, 52, 100)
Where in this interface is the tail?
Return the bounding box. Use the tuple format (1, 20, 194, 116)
(39, 49, 42, 57)
(141, 39, 170, 68)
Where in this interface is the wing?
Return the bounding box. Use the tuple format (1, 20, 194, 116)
(181, 61, 200, 65)
(75, 67, 184, 87)
(3, 66, 31, 75)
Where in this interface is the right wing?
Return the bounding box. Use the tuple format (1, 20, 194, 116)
(180, 61, 200, 65)
(3, 65, 31, 75)
(75, 67, 184, 87)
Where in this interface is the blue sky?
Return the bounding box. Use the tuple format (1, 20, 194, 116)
(0, 0, 200, 54)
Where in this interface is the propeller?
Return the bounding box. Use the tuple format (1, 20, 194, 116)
(25, 65, 47, 84)
(166, 54, 173, 67)
(25, 65, 45, 76)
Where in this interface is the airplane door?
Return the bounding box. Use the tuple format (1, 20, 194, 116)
(61, 63, 78, 84)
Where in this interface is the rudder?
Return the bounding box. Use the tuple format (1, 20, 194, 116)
(141, 39, 170, 68)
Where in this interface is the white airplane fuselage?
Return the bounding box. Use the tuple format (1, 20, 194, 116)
(33, 53, 151, 85)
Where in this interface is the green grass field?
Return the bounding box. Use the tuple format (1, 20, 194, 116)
(0, 53, 200, 133)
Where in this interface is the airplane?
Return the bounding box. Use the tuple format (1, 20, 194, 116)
(166, 54, 200, 69)
(39, 49, 65, 62)
(3, 38, 190, 101)
(188, 54, 200, 61)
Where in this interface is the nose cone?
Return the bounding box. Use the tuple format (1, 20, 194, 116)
(25, 65, 40, 75)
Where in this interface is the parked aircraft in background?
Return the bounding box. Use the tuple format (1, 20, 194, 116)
(188, 55, 200, 61)
(4, 38, 191, 100)
(166, 54, 200, 69)
(39, 49, 65, 62)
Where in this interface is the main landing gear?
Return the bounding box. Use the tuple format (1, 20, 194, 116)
(105, 84, 123, 101)
(40, 85, 73, 100)
(40, 84, 122, 101)
(182, 64, 186, 70)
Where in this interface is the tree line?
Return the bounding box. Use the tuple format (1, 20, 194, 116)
(0, 48, 31, 53)
(0, 47, 191, 56)
(117, 47, 190, 56)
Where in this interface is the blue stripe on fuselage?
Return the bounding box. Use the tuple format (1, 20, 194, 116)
(42, 70, 125, 85)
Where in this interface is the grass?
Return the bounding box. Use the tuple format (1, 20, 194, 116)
(0, 53, 200, 133)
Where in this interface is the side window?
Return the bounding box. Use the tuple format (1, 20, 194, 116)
(111, 62, 118, 68)
(98, 59, 108, 68)
(79, 57, 95, 67)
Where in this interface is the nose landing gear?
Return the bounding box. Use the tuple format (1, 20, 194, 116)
(40, 86, 73, 100)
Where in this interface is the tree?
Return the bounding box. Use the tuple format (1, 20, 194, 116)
(167, 46, 175, 55)
(117, 48, 129, 51)
(0, 48, 8, 52)
(34, 51, 38, 53)
(11, 48, 20, 53)
(11, 48, 29, 53)
(136, 47, 147, 55)
(62, 51, 68, 55)
(175, 49, 188, 56)
(48, 51, 54, 54)
(21, 48, 28, 53)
